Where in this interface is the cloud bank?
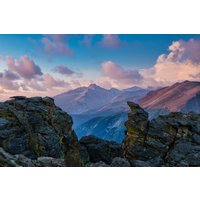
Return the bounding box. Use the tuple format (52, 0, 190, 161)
(100, 39, 200, 89)
(140, 39, 200, 87)
(101, 61, 143, 88)
(0, 55, 78, 99)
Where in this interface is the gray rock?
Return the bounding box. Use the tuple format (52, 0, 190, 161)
(123, 102, 200, 167)
(80, 145, 90, 165)
(10, 96, 26, 100)
(35, 157, 65, 167)
(130, 160, 150, 167)
(14, 154, 35, 167)
(80, 135, 123, 164)
(0, 147, 19, 167)
(86, 161, 109, 167)
(0, 96, 81, 166)
(110, 157, 130, 167)
(192, 134, 200, 144)
(0, 147, 66, 167)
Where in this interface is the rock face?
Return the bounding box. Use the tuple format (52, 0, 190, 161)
(123, 102, 149, 160)
(80, 135, 123, 165)
(0, 96, 81, 166)
(123, 102, 200, 166)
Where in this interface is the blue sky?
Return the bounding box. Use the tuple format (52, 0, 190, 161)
(0, 34, 199, 69)
(0, 34, 200, 99)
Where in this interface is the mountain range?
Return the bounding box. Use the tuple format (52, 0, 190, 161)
(54, 84, 120, 114)
(54, 81, 200, 143)
(54, 84, 149, 115)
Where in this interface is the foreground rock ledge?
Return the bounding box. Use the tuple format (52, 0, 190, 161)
(0, 96, 81, 166)
(123, 101, 200, 166)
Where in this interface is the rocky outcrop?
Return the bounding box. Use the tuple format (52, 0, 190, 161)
(0, 96, 81, 166)
(1, 95, 200, 167)
(80, 135, 123, 165)
(123, 102, 149, 160)
(123, 102, 200, 166)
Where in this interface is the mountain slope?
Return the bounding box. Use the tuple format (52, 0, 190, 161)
(181, 92, 200, 112)
(76, 113, 127, 143)
(82, 88, 149, 116)
(139, 81, 200, 112)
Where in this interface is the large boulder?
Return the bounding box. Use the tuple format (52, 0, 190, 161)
(123, 102, 200, 166)
(80, 135, 123, 165)
(0, 96, 81, 166)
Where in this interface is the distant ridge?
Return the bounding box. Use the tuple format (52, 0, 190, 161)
(139, 80, 200, 112)
(54, 84, 149, 115)
(54, 84, 120, 114)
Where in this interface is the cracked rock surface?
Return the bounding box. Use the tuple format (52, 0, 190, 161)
(123, 102, 200, 166)
(0, 96, 81, 166)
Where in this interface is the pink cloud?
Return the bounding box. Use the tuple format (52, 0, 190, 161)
(0, 78, 20, 90)
(0, 55, 74, 99)
(157, 39, 200, 63)
(43, 73, 70, 88)
(102, 61, 143, 84)
(3, 70, 20, 80)
(100, 34, 123, 49)
(42, 34, 72, 56)
(6, 56, 43, 79)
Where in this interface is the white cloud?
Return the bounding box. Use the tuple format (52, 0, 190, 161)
(140, 39, 200, 87)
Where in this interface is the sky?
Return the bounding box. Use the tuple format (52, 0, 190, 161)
(0, 34, 200, 100)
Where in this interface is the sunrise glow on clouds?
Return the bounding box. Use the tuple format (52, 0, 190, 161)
(0, 34, 200, 100)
